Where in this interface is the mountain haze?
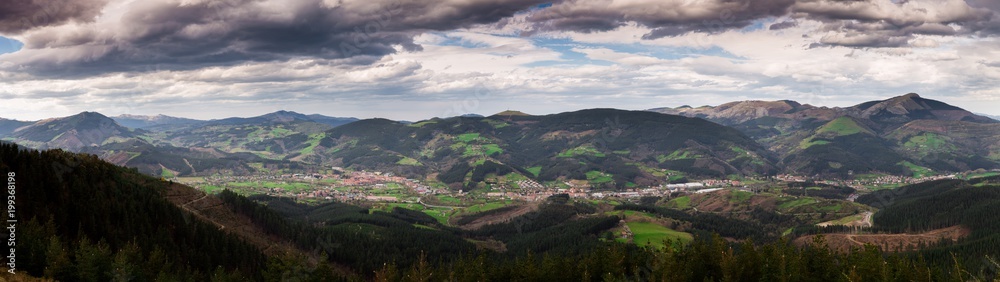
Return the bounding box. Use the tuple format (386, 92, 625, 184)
(112, 114, 202, 129)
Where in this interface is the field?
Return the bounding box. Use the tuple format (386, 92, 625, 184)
(585, 170, 614, 184)
(558, 145, 606, 158)
(899, 161, 934, 178)
(816, 117, 872, 136)
(396, 157, 422, 166)
(626, 222, 693, 248)
(463, 200, 511, 213)
(456, 133, 481, 142)
(526, 166, 542, 177)
(728, 190, 752, 203)
(669, 196, 691, 209)
(778, 198, 816, 210)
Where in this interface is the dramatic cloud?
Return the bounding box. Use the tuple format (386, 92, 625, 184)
(794, 0, 999, 47)
(1, 0, 1000, 120)
(0, 0, 549, 75)
(523, 0, 795, 38)
(0, 0, 110, 34)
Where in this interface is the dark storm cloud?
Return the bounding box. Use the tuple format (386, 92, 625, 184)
(792, 0, 999, 48)
(521, 0, 1000, 48)
(1, 0, 549, 76)
(769, 20, 799, 30)
(524, 0, 795, 39)
(0, 0, 110, 34)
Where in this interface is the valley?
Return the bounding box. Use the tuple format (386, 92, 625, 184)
(4, 94, 1000, 281)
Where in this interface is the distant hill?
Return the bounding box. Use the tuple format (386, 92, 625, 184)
(848, 93, 995, 125)
(306, 113, 361, 127)
(0, 117, 33, 137)
(491, 110, 532, 117)
(6, 112, 271, 177)
(650, 94, 1000, 176)
(316, 109, 777, 190)
(186, 110, 357, 128)
(111, 114, 202, 129)
(8, 95, 1000, 181)
(979, 113, 1000, 122)
(9, 112, 137, 151)
(149, 111, 346, 163)
(3, 111, 361, 178)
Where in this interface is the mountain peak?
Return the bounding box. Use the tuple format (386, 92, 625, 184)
(78, 111, 110, 118)
(850, 94, 995, 124)
(259, 110, 311, 122)
(12, 112, 133, 150)
(492, 110, 531, 117)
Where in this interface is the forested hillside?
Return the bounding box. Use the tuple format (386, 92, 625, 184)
(857, 178, 1000, 271)
(0, 142, 266, 280)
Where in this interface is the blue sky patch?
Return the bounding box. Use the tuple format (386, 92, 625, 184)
(0, 37, 23, 55)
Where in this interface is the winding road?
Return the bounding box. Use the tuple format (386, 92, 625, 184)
(417, 197, 458, 210)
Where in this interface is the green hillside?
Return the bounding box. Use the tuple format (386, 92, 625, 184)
(318, 109, 777, 190)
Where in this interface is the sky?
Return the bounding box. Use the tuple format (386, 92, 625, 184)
(1, 0, 999, 121)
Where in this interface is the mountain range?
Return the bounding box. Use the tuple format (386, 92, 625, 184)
(3, 93, 998, 188)
(650, 93, 1000, 177)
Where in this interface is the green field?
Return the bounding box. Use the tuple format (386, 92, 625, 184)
(670, 196, 691, 209)
(483, 144, 503, 156)
(902, 133, 954, 157)
(456, 133, 481, 142)
(899, 161, 934, 178)
(798, 138, 831, 149)
(816, 117, 872, 136)
(396, 157, 422, 166)
(585, 170, 614, 184)
(201, 185, 223, 194)
(436, 195, 461, 204)
(407, 120, 438, 127)
(462, 143, 504, 157)
(778, 198, 816, 210)
(299, 133, 325, 155)
(729, 190, 753, 203)
(627, 222, 693, 248)
(526, 166, 542, 177)
(463, 200, 511, 213)
(966, 171, 1000, 180)
(817, 203, 843, 212)
(422, 208, 451, 225)
(558, 145, 606, 158)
